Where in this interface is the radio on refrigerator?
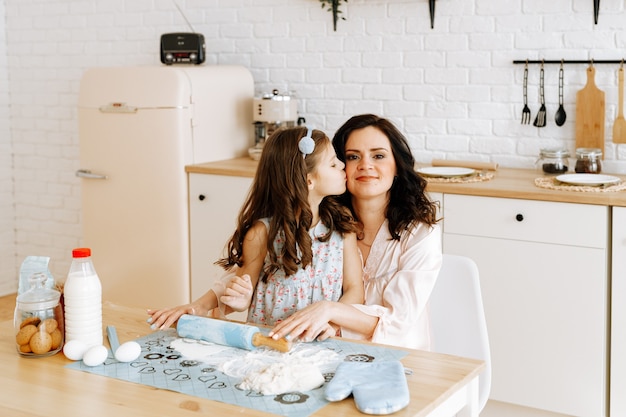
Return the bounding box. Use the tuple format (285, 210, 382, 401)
(160, 33, 205, 65)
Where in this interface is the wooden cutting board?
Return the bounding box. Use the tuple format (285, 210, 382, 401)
(576, 66, 605, 154)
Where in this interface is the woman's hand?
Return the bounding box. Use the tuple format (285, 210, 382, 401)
(220, 274, 254, 312)
(146, 303, 210, 331)
(269, 300, 336, 342)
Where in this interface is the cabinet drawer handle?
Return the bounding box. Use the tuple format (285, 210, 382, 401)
(515, 213, 524, 222)
(75, 169, 108, 180)
(198, 194, 206, 201)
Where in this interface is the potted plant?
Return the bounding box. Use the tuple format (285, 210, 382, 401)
(319, 0, 348, 31)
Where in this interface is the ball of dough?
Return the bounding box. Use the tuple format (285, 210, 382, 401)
(239, 363, 324, 395)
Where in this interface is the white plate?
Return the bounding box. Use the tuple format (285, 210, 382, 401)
(417, 167, 476, 178)
(555, 173, 621, 186)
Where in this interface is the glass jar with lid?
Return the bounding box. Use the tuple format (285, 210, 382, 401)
(536, 148, 570, 175)
(14, 272, 64, 357)
(574, 148, 602, 174)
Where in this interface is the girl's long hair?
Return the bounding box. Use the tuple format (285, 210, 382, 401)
(332, 114, 439, 240)
(216, 127, 358, 278)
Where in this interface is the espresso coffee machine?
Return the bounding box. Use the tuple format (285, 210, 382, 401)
(249, 89, 301, 160)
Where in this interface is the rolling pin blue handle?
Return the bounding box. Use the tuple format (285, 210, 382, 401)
(106, 325, 120, 351)
(176, 314, 258, 350)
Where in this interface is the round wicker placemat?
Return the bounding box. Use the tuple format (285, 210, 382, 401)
(534, 177, 626, 193)
(422, 172, 494, 183)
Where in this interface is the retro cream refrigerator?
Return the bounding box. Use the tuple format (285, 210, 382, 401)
(76, 66, 253, 308)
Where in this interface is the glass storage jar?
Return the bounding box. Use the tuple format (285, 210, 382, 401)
(574, 148, 602, 174)
(14, 272, 64, 357)
(537, 148, 570, 175)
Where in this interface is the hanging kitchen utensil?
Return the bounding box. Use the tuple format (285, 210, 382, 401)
(429, 0, 436, 29)
(533, 63, 547, 127)
(555, 62, 567, 126)
(594, 0, 600, 24)
(613, 63, 626, 143)
(521, 62, 531, 124)
(576, 62, 605, 153)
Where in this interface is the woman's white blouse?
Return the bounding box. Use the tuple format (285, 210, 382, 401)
(342, 220, 442, 350)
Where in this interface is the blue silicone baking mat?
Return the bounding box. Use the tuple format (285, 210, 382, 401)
(66, 329, 407, 417)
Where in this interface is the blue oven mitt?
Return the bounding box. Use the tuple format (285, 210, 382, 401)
(325, 360, 409, 415)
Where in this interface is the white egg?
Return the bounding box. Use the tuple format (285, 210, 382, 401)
(82, 345, 108, 367)
(63, 340, 89, 361)
(114, 341, 141, 362)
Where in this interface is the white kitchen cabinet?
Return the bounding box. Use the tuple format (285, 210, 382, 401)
(428, 192, 443, 239)
(188, 173, 252, 320)
(443, 194, 609, 417)
(611, 206, 626, 416)
(428, 192, 443, 214)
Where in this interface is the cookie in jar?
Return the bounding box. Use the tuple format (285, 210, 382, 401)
(14, 273, 64, 357)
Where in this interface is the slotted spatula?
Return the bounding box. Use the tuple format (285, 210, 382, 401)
(613, 67, 626, 143)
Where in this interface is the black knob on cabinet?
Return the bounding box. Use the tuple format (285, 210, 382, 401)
(198, 194, 206, 201)
(515, 213, 524, 222)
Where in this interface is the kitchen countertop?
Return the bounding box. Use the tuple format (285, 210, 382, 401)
(186, 157, 626, 207)
(0, 302, 484, 417)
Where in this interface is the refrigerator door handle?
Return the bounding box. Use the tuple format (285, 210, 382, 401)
(99, 103, 138, 113)
(76, 169, 108, 180)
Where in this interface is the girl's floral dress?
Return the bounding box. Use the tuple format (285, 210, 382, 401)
(246, 218, 344, 326)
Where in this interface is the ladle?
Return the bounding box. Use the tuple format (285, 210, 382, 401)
(555, 63, 567, 127)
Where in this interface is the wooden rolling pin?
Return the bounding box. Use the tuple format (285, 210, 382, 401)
(176, 314, 292, 353)
(431, 159, 499, 171)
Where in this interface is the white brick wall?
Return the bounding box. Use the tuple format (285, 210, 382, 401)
(1, 0, 625, 294)
(1, 0, 17, 295)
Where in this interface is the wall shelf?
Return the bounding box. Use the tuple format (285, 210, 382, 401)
(514, 60, 625, 65)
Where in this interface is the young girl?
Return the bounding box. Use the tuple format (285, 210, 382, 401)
(147, 127, 363, 340)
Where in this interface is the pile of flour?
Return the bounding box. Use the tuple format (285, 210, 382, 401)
(171, 338, 341, 395)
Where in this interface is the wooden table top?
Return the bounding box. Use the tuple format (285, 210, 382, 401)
(1, 302, 484, 417)
(186, 157, 626, 207)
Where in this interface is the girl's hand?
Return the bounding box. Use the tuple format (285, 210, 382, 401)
(146, 303, 209, 331)
(269, 301, 335, 342)
(220, 274, 254, 312)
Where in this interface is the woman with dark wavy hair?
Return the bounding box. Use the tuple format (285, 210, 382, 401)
(269, 114, 442, 350)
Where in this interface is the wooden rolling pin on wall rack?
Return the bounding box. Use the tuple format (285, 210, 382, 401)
(513, 59, 626, 149)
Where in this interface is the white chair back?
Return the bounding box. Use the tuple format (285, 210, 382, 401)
(429, 254, 492, 412)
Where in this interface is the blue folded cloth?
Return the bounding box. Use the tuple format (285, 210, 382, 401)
(325, 360, 409, 415)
